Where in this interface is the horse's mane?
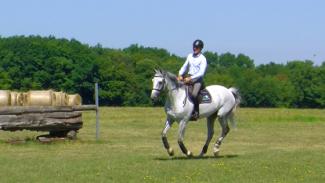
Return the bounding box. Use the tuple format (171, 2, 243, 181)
(166, 72, 177, 82)
(155, 69, 184, 88)
(165, 71, 185, 88)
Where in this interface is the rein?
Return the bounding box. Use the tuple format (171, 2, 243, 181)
(153, 73, 188, 108)
(183, 86, 188, 107)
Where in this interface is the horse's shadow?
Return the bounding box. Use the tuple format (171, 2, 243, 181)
(155, 154, 238, 161)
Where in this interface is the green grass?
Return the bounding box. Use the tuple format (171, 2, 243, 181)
(0, 107, 324, 183)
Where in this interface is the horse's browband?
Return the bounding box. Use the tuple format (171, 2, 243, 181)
(152, 88, 162, 92)
(154, 75, 163, 78)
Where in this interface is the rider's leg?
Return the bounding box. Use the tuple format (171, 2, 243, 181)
(191, 81, 202, 120)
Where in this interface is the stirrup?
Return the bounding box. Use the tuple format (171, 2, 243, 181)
(190, 111, 199, 121)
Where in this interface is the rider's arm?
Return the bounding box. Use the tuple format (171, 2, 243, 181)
(178, 55, 190, 77)
(191, 57, 207, 80)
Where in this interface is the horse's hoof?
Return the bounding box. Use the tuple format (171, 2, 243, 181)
(213, 149, 220, 157)
(213, 151, 219, 157)
(198, 152, 205, 157)
(187, 151, 193, 157)
(213, 147, 220, 157)
(167, 148, 174, 156)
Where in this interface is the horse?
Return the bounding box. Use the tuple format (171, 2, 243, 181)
(150, 69, 240, 157)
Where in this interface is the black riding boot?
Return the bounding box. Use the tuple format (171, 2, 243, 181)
(191, 99, 199, 121)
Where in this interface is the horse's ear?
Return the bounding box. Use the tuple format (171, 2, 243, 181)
(158, 68, 165, 74)
(154, 68, 162, 75)
(156, 68, 161, 74)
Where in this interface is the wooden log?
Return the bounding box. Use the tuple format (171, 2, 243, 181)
(0, 112, 82, 132)
(43, 112, 82, 119)
(0, 105, 96, 115)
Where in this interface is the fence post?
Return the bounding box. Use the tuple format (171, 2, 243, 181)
(95, 83, 99, 140)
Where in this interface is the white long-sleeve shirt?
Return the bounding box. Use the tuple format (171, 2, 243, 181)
(178, 53, 207, 80)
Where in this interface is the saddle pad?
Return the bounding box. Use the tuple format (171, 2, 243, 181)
(198, 89, 212, 104)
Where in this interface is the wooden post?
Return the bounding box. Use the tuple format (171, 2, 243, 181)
(95, 83, 99, 141)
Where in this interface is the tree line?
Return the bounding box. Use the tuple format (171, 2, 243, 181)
(0, 35, 324, 108)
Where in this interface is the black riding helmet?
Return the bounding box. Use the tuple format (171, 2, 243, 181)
(193, 39, 204, 49)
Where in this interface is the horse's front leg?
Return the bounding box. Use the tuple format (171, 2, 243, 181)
(161, 118, 174, 156)
(178, 119, 193, 157)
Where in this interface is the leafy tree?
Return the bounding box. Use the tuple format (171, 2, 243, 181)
(286, 61, 322, 107)
(0, 35, 323, 108)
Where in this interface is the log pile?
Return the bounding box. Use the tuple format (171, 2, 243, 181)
(0, 105, 96, 140)
(0, 89, 96, 140)
(0, 105, 96, 133)
(0, 110, 81, 132)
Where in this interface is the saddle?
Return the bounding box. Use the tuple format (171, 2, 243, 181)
(187, 84, 212, 104)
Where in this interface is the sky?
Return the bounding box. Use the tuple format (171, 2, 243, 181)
(0, 0, 324, 65)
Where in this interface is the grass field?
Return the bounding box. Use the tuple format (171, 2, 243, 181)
(0, 107, 324, 183)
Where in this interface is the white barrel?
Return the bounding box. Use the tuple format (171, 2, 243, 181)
(24, 90, 56, 106)
(67, 94, 82, 106)
(53, 92, 69, 106)
(10, 92, 24, 106)
(0, 90, 11, 106)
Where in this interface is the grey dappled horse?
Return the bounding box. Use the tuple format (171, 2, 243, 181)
(151, 69, 240, 157)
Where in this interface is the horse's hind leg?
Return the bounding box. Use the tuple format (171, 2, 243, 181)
(213, 115, 230, 156)
(161, 117, 174, 156)
(199, 114, 216, 157)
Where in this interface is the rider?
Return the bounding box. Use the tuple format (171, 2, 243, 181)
(177, 39, 207, 120)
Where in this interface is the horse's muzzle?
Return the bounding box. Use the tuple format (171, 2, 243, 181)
(151, 98, 157, 104)
(150, 91, 159, 103)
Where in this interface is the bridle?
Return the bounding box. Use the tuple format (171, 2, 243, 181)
(152, 73, 186, 107)
(152, 75, 165, 92)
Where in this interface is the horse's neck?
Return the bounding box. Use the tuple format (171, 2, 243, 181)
(165, 79, 187, 110)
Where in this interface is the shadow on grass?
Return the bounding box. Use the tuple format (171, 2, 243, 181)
(155, 154, 238, 161)
(0, 137, 36, 145)
(0, 138, 112, 145)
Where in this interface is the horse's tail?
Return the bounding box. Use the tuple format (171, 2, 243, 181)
(229, 87, 241, 110)
(228, 87, 241, 129)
